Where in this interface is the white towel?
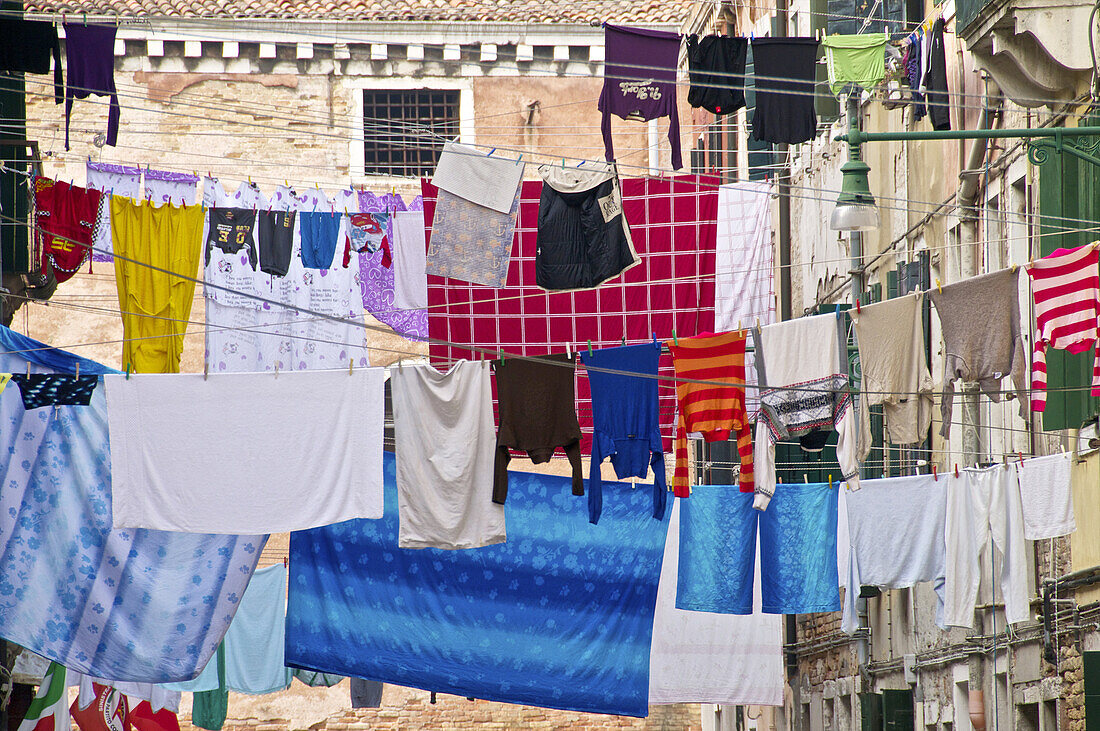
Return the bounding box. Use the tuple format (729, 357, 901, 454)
(105, 369, 384, 534)
(1016, 452, 1076, 539)
(431, 141, 525, 214)
(648, 500, 783, 706)
(391, 360, 505, 549)
(392, 210, 428, 312)
(841, 473, 946, 633)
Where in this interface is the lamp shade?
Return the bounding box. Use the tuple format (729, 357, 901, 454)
(830, 203, 880, 232)
(830, 156, 879, 231)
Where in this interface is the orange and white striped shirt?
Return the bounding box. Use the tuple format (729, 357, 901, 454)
(668, 330, 754, 496)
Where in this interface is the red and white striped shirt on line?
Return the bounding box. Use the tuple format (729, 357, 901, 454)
(1026, 242, 1100, 412)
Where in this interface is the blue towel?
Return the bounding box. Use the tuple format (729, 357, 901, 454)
(676, 483, 840, 615)
(676, 489, 757, 614)
(0, 326, 267, 683)
(166, 565, 293, 695)
(224, 564, 293, 694)
(299, 212, 342, 269)
(286, 452, 670, 718)
(758, 483, 839, 614)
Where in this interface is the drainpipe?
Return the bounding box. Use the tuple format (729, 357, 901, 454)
(776, 0, 792, 321)
(847, 93, 865, 305)
(956, 77, 1003, 468)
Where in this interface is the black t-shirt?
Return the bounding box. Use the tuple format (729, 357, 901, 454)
(206, 208, 258, 270)
(687, 35, 748, 116)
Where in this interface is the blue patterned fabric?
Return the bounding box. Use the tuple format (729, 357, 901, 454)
(676, 483, 839, 615)
(286, 452, 669, 717)
(676, 489, 757, 614)
(0, 326, 268, 683)
(758, 483, 839, 614)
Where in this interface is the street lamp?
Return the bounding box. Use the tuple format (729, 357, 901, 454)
(830, 122, 1100, 232)
(830, 96, 879, 232)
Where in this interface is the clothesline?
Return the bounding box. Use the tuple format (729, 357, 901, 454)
(19, 67, 1078, 157)
(25, 122, 1100, 236)
(4, 207, 1097, 403)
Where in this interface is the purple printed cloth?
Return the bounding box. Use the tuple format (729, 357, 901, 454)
(63, 23, 119, 151)
(599, 24, 682, 170)
(358, 191, 427, 339)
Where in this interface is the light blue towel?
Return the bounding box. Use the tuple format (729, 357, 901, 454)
(165, 564, 292, 694)
(676, 483, 840, 615)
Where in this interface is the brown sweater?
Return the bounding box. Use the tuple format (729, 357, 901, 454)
(493, 354, 583, 503)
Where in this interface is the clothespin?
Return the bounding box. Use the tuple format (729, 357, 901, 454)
(125, 363, 131, 380)
(283, 556, 288, 568)
(954, 463, 959, 478)
(652, 331, 658, 348)
(1018, 452, 1024, 465)
(562, 158, 566, 170)
(855, 299, 861, 313)
(203, 360, 208, 381)
(587, 340, 593, 357)
(936, 278, 943, 294)
(248, 175, 252, 184)
(349, 358, 354, 375)
(803, 474, 809, 483)
(672, 329, 678, 345)
(82, 12, 87, 26)
(488, 148, 496, 156)
(828, 474, 833, 490)
(74, 363, 79, 379)
(516, 154, 524, 166)
(565, 342, 572, 359)
(578, 161, 585, 168)
(621, 336, 626, 346)
(274, 362, 279, 378)
(26, 362, 30, 377)
(932, 464, 938, 481)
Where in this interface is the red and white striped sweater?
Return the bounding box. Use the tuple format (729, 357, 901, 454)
(1026, 242, 1100, 412)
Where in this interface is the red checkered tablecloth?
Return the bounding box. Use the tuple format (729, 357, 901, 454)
(424, 174, 719, 451)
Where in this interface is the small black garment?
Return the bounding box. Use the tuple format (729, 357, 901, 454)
(687, 35, 748, 116)
(750, 37, 820, 145)
(10, 374, 98, 409)
(257, 210, 295, 277)
(206, 208, 258, 270)
(924, 18, 951, 131)
(0, 19, 63, 104)
(350, 678, 384, 708)
(535, 164, 638, 292)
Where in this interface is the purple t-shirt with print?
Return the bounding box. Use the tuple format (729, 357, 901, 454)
(598, 23, 683, 169)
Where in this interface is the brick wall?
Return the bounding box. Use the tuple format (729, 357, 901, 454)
(174, 686, 701, 731)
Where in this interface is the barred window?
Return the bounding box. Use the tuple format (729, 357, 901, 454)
(362, 89, 460, 177)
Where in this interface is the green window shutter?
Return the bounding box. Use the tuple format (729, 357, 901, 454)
(881, 689, 914, 730)
(1086, 652, 1100, 725)
(1037, 132, 1100, 430)
(0, 53, 31, 274)
(859, 692, 883, 731)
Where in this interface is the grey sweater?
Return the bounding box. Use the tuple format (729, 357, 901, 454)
(929, 267, 1029, 437)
